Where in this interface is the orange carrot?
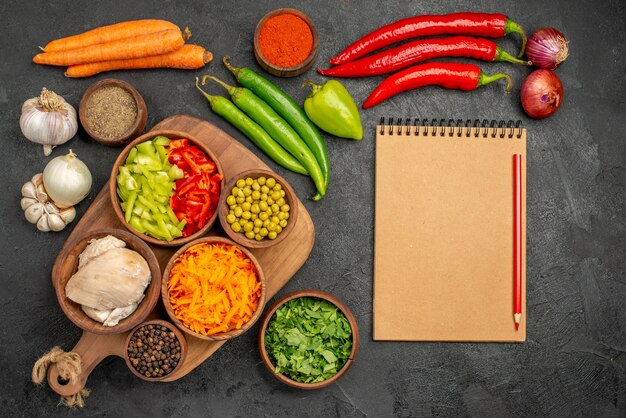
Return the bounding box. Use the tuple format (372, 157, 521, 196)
(64, 44, 213, 77)
(42, 19, 180, 52)
(33, 29, 185, 66)
(167, 242, 261, 336)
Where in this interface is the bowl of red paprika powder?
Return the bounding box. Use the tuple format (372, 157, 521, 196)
(253, 8, 318, 77)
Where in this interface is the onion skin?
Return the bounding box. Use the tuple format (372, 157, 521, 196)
(526, 28, 569, 70)
(520, 69, 563, 119)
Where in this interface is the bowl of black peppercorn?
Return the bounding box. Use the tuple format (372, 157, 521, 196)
(125, 319, 187, 381)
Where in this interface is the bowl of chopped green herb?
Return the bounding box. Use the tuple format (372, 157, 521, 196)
(258, 289, 359, 389)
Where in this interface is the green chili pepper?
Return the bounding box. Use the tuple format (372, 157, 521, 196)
(302, 80, 363, 140)
(194, 78, 308, 176)
(204, 76, 325, 200)
(223, 57, 329, 201)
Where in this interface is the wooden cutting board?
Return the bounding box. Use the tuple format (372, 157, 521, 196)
(47, 114, 315, 396)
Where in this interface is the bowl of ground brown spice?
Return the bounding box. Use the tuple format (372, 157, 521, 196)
(79, 78, 147, 147)
(254, 8, 318, 77)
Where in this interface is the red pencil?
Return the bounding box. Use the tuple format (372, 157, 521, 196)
(513, 154, 522, 330)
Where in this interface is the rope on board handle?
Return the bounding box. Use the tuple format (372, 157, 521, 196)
(32, 346, 90, 408)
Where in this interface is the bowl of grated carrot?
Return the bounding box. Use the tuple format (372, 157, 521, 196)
(161, 236, 266, 341)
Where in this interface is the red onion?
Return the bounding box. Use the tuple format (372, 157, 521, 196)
(526, 28, 569, 70)
(520, 69, 563, 119)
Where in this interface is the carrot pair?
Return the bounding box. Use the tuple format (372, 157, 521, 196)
(34, 19, 213, 77)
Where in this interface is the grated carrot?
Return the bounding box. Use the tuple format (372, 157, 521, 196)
(167, 242, 261, 336)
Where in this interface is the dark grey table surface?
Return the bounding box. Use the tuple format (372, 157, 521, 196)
(2, 0, 625, 417)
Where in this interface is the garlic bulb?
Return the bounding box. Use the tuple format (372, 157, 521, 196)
(21, 173, 76, 232)
(20, 88, 78, 156)
(42, 150, 92, 208)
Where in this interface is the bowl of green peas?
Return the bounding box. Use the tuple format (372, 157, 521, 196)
(218, 169, 297, 249)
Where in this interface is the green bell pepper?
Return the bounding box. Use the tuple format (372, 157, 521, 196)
(302, 80, 363, 140)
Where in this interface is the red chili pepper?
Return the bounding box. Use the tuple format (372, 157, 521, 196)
(319, 36, 529, 78)
(362, 62, 512, 109)
(330, 12, 527, 65)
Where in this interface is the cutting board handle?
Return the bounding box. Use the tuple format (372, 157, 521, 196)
(47, 331, 128, 396)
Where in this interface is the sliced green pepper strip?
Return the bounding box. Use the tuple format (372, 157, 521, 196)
(124, 190, 137, 223)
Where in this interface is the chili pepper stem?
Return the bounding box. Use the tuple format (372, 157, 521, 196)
(203, 75, 236, 95)
(302, 81, 323, 97)
(505, 18, 528, 58)
(477, 72, 513, 93)
(194, 77, 218, 106)
(223, 56, 242, 78)
(494, 47, 531, 66)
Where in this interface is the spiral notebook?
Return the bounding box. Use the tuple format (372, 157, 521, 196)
(374, 118, 526, 342)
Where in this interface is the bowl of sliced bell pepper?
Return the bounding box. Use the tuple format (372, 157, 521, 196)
(109, 130, 224, 247)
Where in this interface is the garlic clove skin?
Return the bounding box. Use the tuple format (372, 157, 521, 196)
(47, 213, 66, 232)
(59, 206, 76, 224)
(21, 197, 38, 211)
(37, 214, 51, 232)
(25, 202, 44, 224)
(31, 173, 44, 186)
(21, 181, 38, 199)
(44, 202, 59, 214)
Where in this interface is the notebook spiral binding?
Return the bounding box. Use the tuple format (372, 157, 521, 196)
(378, 117, 523, 139)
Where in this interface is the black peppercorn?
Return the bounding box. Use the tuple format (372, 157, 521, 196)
(127, 323, 182, 379)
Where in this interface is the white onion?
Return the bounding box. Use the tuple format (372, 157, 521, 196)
(42, 150, 92, 208)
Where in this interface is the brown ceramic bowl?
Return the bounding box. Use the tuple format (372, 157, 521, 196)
(79, 78, 148, 147)
(109, 130, 224, 247)
(124, 319, 187, 382)
(258, 290, 359, 389)
(52, 228, 162, 335)
(253, 8, 318, 77)
(218, 169, 298, 249)
(161, 236, 266, 341)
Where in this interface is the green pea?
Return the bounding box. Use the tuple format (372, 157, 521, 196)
(245, 177, 254, 186)
(259, 212, 269, 221)
(243, 222, 254, 232)
(275, 225, 283, 234)
(226, 214, 236, 224)
(283, 212, 290, 220)
(266, 177, 276, 188)
(281, 204, 290, 213)
(263, 219, 270, 227)
(267, 197, 274, 205)
(234, 207, 243, 217)
(250, 213, 258, 221)
(273, 183, 282, 191)
(271, 204, 280, 213)
(257, 176, 266, 185)
(276, 198, 285, 207)
(260, 193, 268, 201)
(231, 187, 240, 196)
(259, 201, 268, 211)
(251, 204, 260, 214)
(277, 212, 286, 220)
(253, 227, 260, 234)
(267, 222, 276, 231)
(251, 190, 261, 200)
(255, 234, 263, 241)
(236, 179, 246, 188)
(271, 215, 280, 225)
(226, 195, 237, 206)
(237, 188, 245, 198)
(254, 218, 263, 227)
(252, 182, 260, 191)
(271, 191, 281, 201)
(236, 196, 245, 204)
(245, 196, 253, 203)
(280, 190, 285, 197)
(259, 227, 268, 237)
(279, 219, 288, 228)
(245, 231, 255, 239)
(243, 187, 252, 197)
(231, 222, 241, 232)
(242, 202, 251, 212)
(242, 211, 252, 220)
(268, 231, 277, 240)
(261, 185, 270, 194)
(239, 218, 247, 226)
